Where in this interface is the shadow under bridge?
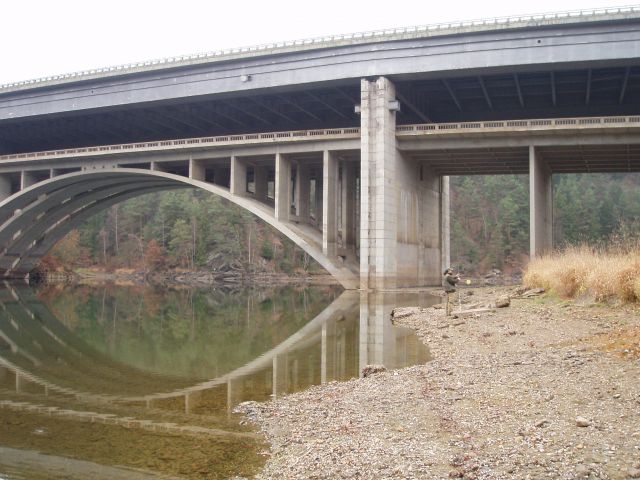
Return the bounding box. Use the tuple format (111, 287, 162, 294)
(0, 169, 359, 288)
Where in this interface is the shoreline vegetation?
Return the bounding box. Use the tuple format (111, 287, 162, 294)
(525, 243, 640, 304)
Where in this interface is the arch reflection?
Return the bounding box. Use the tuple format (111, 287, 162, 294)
(0, 282, 431, 413)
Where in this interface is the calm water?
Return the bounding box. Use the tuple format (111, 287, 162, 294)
(0, 282, 433, 479)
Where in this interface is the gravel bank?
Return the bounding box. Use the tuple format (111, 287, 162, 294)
(237, 287, 640, 479)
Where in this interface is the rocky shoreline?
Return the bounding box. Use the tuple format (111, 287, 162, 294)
(236, 287, 640, 479)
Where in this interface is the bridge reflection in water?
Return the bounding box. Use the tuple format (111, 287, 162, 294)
(0, 282, 433, 477)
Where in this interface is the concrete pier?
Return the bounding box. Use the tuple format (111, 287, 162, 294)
(230, 156, 248, 196)
(295, 162, 310, 223)
(360, 77, 398, 290)
(530, 146, 553, 257)
(275, 154, 292, 221)
(360, 77, 447, 289)
(322, 150, 338, 257)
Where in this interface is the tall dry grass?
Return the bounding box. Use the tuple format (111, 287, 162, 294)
(524, 241, 640, 303)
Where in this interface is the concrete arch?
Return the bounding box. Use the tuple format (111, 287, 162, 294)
(0, 169, 358, 288)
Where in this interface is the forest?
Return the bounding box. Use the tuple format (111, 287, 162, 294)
(42, 173, 640, 278)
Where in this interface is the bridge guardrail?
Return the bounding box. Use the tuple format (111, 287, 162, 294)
(0, 127, 361, 162)
(395, 115, 640, 135)
(2, 116, 640, 163)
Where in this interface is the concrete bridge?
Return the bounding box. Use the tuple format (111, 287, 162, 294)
(1, 7, 640, 289)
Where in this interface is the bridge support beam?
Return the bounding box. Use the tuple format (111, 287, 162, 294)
(441, 176, 451, 272)
(360, 77, 398, 290)
(530, 146, 553, 257)
(230, 156, 248, 195)
(323, 150, 338, 257)
(295, 162, 310, 223)
(360, 77, 447, 289)
(0, 175, 11, 202)
(254, 166, 269, 203)
(341, 162, 357, 251)
(275, 154, 292, 221)
(189, 158, 206, 181)
(20, 171, 39, 190)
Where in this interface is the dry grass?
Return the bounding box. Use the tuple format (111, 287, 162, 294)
(524, 243, 640, 303)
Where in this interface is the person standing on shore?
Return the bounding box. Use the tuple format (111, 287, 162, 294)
(443, 268, 460, 316)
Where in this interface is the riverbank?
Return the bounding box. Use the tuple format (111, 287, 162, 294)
(237, 286, 640, 479)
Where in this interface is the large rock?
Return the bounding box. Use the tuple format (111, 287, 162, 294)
(495, 296, 511, 308)
(391, 307, 421, 320)
(362, 365, 387, 377)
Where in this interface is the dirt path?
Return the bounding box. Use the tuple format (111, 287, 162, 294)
(237, 287, 640, 479)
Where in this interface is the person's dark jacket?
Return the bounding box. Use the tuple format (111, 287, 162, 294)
(444, 273, 459, 293)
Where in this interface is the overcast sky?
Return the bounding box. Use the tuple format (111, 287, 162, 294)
(0, 0, 634, 85)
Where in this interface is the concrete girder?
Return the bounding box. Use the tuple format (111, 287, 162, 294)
(0, 169, 358, 288)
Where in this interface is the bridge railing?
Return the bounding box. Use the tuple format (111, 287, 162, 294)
(0, 127, 361, 162)
(396, 115, 640, 135)
(3, 115, 640, 163)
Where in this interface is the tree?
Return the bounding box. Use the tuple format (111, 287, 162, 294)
(169, 219, 195, 268)
(144, 239, 167, 272)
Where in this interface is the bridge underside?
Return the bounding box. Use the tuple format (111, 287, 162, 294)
(3, 64, 640, 156)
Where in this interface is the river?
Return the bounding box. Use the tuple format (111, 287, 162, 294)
(0, 282, 434, 479)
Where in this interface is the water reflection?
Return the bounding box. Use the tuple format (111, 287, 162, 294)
(0, 282, 433, 479)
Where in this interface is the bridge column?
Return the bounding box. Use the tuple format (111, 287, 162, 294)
(230, 156, 248, 195)
(360, 77, 398, 290)
(189, 158, 206, 181)
(323, 151, 338, 257)
(275, 153, 292, 221)
(20, 171, 38, 190)
(530, 146, 553, 257)
(341, 162, 357, 249)
(314, 175, 323, 228)
(441, 176, 451, 271)
(295, 162, 310, 223)
(254, 166, 269, 202)
(150, 161, 166, 172)
(0, 175, 11, 201)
